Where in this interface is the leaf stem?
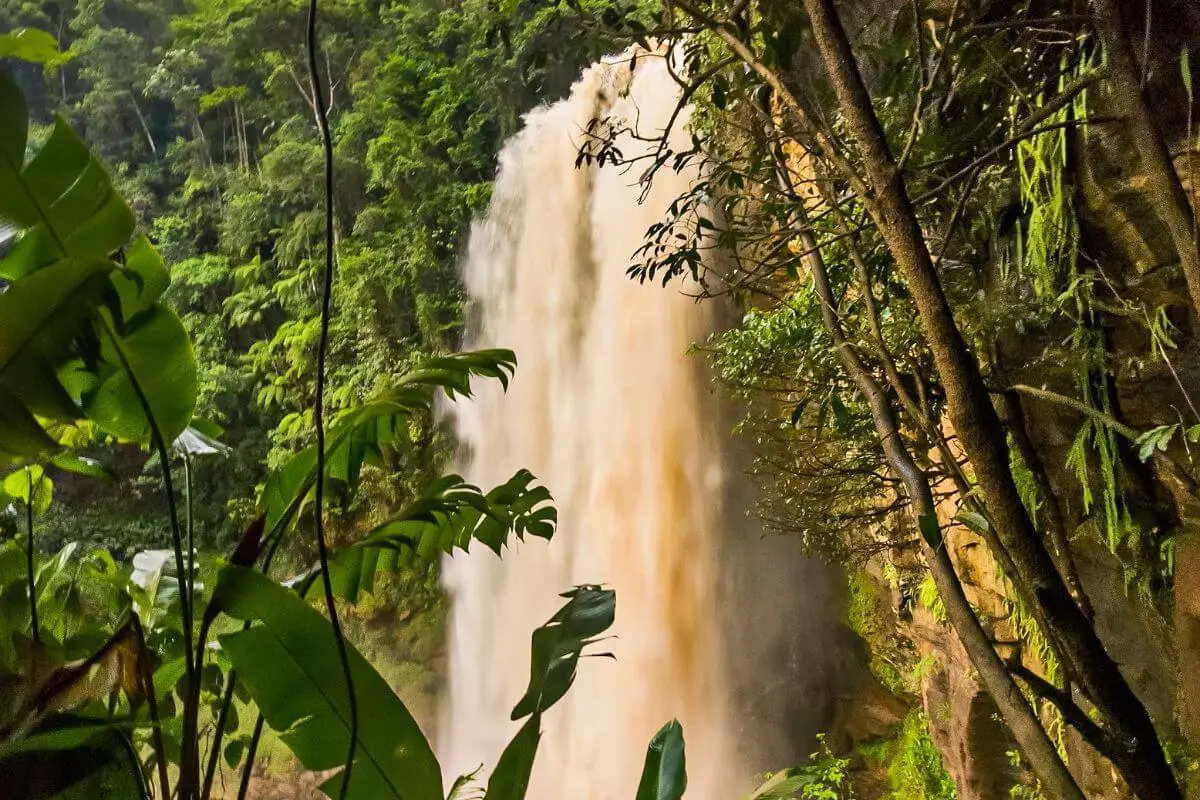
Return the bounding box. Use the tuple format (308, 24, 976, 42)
(132, 614, 171, 800)
(98, 314, 197, 798)
(306, 1, 358, 796)
(25, 469, 38, 643)
(201, 671, 236, 800)
(184, 453, 195, 601)
(235, 714, 265, 800)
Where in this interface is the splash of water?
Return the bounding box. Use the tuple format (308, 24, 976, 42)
(440, 49, 836, 800)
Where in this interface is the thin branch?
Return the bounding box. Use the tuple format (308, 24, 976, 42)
(914, 116, 1117, 205)
(971, 15, 1089, 32)
(1010, 384, 1199, 495)
(1010, 664, 1112, 753)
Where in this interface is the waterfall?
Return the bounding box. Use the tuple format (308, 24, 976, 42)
(441, 48, 839, 800)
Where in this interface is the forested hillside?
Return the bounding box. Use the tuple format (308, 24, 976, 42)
(3, 0, 617, 560)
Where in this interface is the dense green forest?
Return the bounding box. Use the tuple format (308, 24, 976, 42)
(3, 1, 1200, 799)
(2, 0, 624, 561)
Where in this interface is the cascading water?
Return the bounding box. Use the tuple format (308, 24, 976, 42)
(441, 48, 841, 800)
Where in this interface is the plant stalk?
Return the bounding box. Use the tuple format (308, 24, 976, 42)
(25, 469, 38, 644)
(306, 0, 359, 796)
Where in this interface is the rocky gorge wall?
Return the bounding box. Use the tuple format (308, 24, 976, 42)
(828, 56, 1200, 799)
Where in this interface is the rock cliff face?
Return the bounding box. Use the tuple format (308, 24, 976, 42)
(831, 24, 1200, 798)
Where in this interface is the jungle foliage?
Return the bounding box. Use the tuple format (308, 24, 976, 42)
(571, 0, 1200, 798)
(5, 0, 1200, 799)
(0, 10, 689, 800)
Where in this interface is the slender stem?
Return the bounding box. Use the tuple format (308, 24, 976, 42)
(201, 671, 237, 800)
(25, 469, 38, 643)
(235, 715, 266, 800)
(132, 615, 171, 800)
(306, 1, 358, 796)
(1011, 383, 1199, 494)
(184, 454, 195, 602)
(98, 315, 197, 798)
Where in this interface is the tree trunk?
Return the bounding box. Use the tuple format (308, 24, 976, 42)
(799, 1, 1179, 797)
(787, 191, 1085, 800)
(129, 90, 157, 157)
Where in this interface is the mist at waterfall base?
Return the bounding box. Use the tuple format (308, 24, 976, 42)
(440, 50, 843, 799)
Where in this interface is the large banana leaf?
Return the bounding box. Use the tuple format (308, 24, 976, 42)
(0, 73, 134, 277)
(0, 72, 197, 455)
(213, 566, 443, 800)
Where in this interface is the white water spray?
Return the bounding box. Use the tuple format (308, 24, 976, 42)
(440, 49, 838, 800)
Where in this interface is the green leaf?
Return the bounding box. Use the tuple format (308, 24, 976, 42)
(635, 720, 687, 800)
(0, 387, 58, 458)
(510, 585, 615, 720)
(0, 719, 148, 799)
(747, 767, 819, 800)
(0, 29, 64, 65)
(49, 453, 112, 480)
(0, 258, 110, 425)
(483, 716, 540, 800)
(1134, 424, 1179, 463)
(955, 510, 989, 535)
(151, 657, 186, 702)
(448, 768, 482, 800)
(0, 68, 28, 171)
(316, 470, 556, 603)
(3, 465, 53, 515)
(86, 307, 198, 445)
(0, 88, 135, 269)
(213, 566, 443, 800)
(261, 350, 521, 538)
(917, 511, 942, 549)
(223, 737, 245, 769)
(111, 236, 170, 319)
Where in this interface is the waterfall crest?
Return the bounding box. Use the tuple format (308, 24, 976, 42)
(440, 49, 838, 800)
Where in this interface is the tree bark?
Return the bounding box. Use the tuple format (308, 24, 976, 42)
(998, 389, 1094, 621)
(799, 1, 1179, 797)
(787, 195, 1084, 800)
(1091, 0, 1200, 321)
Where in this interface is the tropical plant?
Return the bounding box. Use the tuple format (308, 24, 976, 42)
(0, 24, 688, 800)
